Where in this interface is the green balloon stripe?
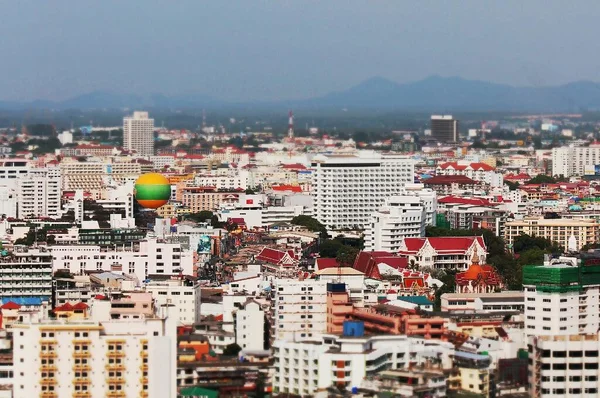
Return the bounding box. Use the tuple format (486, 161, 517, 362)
(135, 184, 171, 200)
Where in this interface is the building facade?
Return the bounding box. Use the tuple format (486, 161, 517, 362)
(431, 115, 458, 142)
(124, 111, 155, 156)
(312, 152, 414, 229)
(504, 217, 599, 251)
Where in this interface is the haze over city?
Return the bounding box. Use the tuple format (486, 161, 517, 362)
(2, 0, 600, 102)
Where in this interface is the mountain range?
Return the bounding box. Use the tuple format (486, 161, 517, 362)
(3, 76, 600, 112)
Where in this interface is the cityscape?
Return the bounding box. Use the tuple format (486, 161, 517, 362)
(4, 2, 600, 398)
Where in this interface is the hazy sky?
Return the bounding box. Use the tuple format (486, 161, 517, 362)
(2, 0, 600, 101)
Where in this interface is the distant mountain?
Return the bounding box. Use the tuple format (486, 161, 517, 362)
(300, 76, 600, 112)
(4, 76, 600, 112)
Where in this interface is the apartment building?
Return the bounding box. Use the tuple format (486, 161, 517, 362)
(17, 166, 61, 219)
(272, 332, 454, 396)
(236, 299, 267, 351)
(274, 280, 328, 342)
(124, 111, 155, 156)
(504, 217, 599, 251)
(312, 151, 414, 229)
(529, 334, 600, 397)
(144, 278, 201, 325)
(60, 160, 142, 195)
(12, 304, 178, 398)
(364, 194, 430, 252)
(178, 187, 238, 213)
(0, 159, 29, 191)
(0, 245, 52, 302)
(436, 162, 497, 183)
(51, 238, 193, 283)
(441, 292, 524, 313)
(194, 170, 250, 190)
(552, 144, 600, 177)
(523, 260, 600, 337)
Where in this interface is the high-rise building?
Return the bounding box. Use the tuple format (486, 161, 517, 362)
(552, 144, 600, 177)
(523, 259, 600, 337)
(17, 167, 61, 219)
(12, 302, 178, 398)
(311, 151, 414, 230)
(124, 111, 154, 156)
(431, 115, 459, 142)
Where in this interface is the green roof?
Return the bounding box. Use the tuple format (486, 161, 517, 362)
(523, 264, 600, 291)
(179, 387, 219, 398)
(396, 296, 433, 306)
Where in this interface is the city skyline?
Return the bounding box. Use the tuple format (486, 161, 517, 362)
(2, 1, 600, 102)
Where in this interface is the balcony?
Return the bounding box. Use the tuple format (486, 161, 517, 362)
(107, 377, 126, 384)
(40, 352, 57, 358)
(106, 392, 126, 398)
(72, 364, 91, 372)
(73, 352, 91, 358)
(105, 364, 126, 371)
(39, 364, 58, 372)
(72, 393, 91, 398)
(107, 351, 125, 358)
(39, 393, 57, 398)
(40, 378, 57, 385)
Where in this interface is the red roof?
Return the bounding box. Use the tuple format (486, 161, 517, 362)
(272, 185, 302, 193)
(1, 301, 20, 310)
(438, 162, 494, 171)
(456, 263, 503, 287)
(256, 247, 296, 266)
(438, 196, 492, 206)
(54, 303, 74, 312)
(403, 277, 425, 288)
(316, 258, 340, 270)
(425, 175, 477, 185)
(400, 237, 486, 255)
(73, 302, 89, 310)
(281, 163, 307, 170)
(353, 251, 408, 279)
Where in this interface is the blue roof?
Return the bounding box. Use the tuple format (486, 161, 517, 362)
(454, 351, 490, 361)
(1, 297, 46, 306)
(396, 296, 433, 306)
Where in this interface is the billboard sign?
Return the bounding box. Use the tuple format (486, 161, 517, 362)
(197, 235, 211, 254)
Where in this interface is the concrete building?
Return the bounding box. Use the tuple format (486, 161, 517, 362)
(124, 111, 155, 156)
(529, 333, 600, 398)
(398, 236, 487, 271)
(236, 299, 266, 351)
(12, 303, 178, 398)
(274, 279, 328, 341)
(17, 166, 61, 219)
(523, 259, 600, 337)
(312, 151, 414, 229)
(272, 333, 454, 396)
(431, 115, 458, 142)
(504, 217, 599, 251)
(552, 144, 600, 177)
(0, 245, 52, 302)
(441, 292, 524, 313)
(50, 238, 193, 284)
(145, 278, 201, 326)
(364, 194, 430, 252)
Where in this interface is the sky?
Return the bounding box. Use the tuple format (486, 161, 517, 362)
(2, 0, 600, 102)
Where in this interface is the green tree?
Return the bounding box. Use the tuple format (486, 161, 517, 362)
(505, 181, 520, 191)
(336, 246, 359, 267)
(526, 175, 556, 184)
(291, 215, 327, 238)
(186, 211, 214, 223)
(319, 239, 343, 258)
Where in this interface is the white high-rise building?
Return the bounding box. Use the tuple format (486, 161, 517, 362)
(312, 151, 414, 229)
(124, 111, 154, 156)
(17, 167, 61, 219)
(0, 245, 52, 302)
(145, 279, 201, 326)
(51, 238, 193, 283)
(236, 299, 266, 351)
(12, 305, 178, 398)
(552, 144, 600, 177)
(274, 280, 328, 342)
(523, 259, 600, 337)
(273, 334, 454, 396)
(365, 195, 427, 252)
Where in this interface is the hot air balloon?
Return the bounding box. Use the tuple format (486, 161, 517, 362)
(134, 173, 171, 209)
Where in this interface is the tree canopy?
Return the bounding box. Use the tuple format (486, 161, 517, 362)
(291, 215, 327, 238)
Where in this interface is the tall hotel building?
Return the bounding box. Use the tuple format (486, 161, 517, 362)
(311, 151, 414, 229)
(123, 111, 154, 156)
(12, 304, 177, 398)
(431, 115, 459, 142)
